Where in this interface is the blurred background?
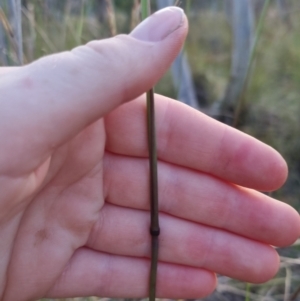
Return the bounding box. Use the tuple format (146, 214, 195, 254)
(1, 0, 300, 300)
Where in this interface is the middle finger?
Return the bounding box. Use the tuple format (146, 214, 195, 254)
(103, 152, 300, 247)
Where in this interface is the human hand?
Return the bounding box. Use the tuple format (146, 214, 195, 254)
(0, 7, 299, 301)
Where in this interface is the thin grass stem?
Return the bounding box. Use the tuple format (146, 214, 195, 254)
(130, 0, 140, 31)
(147, 87, 159, 301)
(186, 0, 191, 13)
(284, 267, 292, 301)
(0, 7, 14, 38)
(8, 0, 23, 64)
(105, 0, 117, 37)
(0, 5, 23, 65)
(24, 3, 36, 62)
(141, 0, 150, 21)
(141, 1, 160, 300)
(245, 283, 251, 301)
(76, 0, 86, 45)
(22, 7, 56, 53)
(14, 0, 22, 64)
(233, 0, 271, 127)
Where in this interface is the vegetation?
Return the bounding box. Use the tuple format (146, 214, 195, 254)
(1, 0, 300, 300)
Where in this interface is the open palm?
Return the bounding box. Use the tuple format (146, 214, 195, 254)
(0, 8, 299, 301)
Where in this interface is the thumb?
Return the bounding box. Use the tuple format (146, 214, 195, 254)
(0, 7, 187, 175)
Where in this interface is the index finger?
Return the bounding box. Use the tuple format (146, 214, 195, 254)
(105, 95, 287, 191)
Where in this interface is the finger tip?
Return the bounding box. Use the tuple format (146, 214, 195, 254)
(251, 247, 280, 284)
(203, 271, 218, 297)
(252, 145, 288, 191)
(233, 242, 280, 284)
(130, 6, 188, 43)
(276, 204, 300, 247)
(193, 270, 217, 298)
(266, 150, 288, 191)
(158, 265, 217, 299)
(264, 248, 280, 283)
(219, 128, 289, 191)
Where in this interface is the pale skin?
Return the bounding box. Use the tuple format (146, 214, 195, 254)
(0, 7, 299, 301)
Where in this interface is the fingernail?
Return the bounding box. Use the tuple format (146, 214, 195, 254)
(130, 7, 184, 42)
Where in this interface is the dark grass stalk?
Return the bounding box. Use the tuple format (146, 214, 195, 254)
(147, 88, 159, 301)
(141, 1, 160, 300)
